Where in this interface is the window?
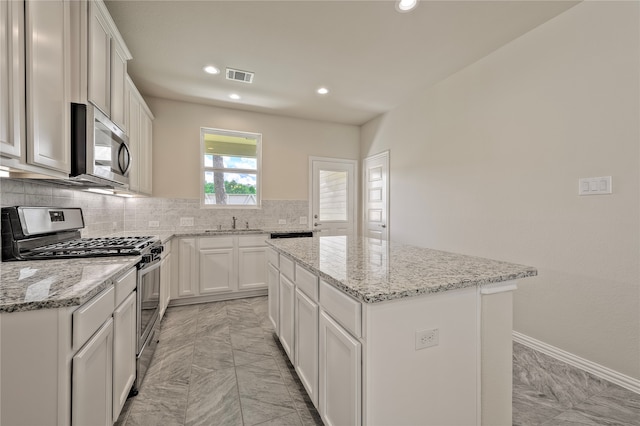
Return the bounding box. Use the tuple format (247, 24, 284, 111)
(318, 170, 348, 221)
(201, 127, 262, 207)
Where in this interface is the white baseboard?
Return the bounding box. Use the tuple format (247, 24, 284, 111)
(513, 331, 640, 395)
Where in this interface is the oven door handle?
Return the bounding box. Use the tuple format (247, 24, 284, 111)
(139, 259, 162, 275)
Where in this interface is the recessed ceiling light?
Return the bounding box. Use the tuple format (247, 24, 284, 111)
(397, 0, 418, 12)
(317, 87, 329, 95)
(229, 93, 241, 100)
(203, 65, 220, 75)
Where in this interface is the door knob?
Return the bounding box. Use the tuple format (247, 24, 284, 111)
(380, 224, 386, 228)
(314, 223, 320, 227)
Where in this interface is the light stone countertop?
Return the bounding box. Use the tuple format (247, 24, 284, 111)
(0, 229, 310, 313)
(0, 256, 140, 313)
(266, 236, 537, 303)
(117, 228, 312, 245)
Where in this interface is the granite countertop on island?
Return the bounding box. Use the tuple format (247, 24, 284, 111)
(266, 235, 537, 303)
(0, 256, 140, 313)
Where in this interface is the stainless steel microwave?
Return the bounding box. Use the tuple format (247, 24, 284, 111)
(70, 103, 131, 188)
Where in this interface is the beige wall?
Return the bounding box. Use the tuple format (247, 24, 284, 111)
(361, 1, 640, 378)
(147, 97, 359, 200)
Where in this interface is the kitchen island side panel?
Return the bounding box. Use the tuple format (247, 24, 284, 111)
(362, 286, 479, 426)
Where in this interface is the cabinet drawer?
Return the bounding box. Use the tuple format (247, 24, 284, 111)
(239, 234, 268, 247)
(73, 285, 115, 351)
(279, 255, 295, 281)
(319, 280, 361, 338)
(267, 247, 279, 268)
(114, 267, 136, 307)
(296, 264, 318, 302)
(199, 236, 234, 249)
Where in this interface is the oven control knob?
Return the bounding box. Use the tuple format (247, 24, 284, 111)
(142, 254, 153, 264)
(151, 246, 164, 255)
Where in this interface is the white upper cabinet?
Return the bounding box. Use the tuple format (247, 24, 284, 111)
(126, 75, 154, 195)
(81, 0, 131, 132)
(0, 0, 25, 161)
(88, 1, 110, 116)
(25, 0, 71, 174)
(138, 105, 153, 194)
(110, 41, 127, 131)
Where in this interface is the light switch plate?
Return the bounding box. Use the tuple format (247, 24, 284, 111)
(148, 221, 159, 228)
(180, 217, 194, 226)
(579, 176, 612, 195)
(278, 219, 287, 225)
(299, 217, 308, 224)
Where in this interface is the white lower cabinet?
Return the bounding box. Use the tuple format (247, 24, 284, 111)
(268, 250, 362, 425)
(199, 247, 235, 294)
(72, 318, 114, 426)
(238, 246, 267, 290)
(267, 262, 279, 333)
(319, 310, 361, 426)
(294, 288, 319, 408)
(278, 273, 295, 361)
(112, 291, 136, 421)
(0, 266, 140, 425)
(171, 234, 269, 305)
(176, 237, 197, 298)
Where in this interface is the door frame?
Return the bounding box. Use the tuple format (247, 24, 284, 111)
(309, 156, 358, 235)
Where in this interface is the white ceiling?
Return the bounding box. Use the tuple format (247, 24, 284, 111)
(105, 0, 579, 126)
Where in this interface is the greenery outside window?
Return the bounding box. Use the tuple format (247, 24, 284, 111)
(201, 127, 262, 208)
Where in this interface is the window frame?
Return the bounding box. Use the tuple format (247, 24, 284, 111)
(200, 127, 262, 209)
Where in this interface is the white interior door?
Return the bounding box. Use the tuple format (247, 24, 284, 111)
(310, 157, 357, 236)
(363, 151, 389, 240)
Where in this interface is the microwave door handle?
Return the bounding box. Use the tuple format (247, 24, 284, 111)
(117, 143, 132, 175)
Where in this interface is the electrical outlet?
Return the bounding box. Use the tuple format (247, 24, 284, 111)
(148, 221, 159, 228)
(415, 328, 439, 350)
(299, 216, 308, 224)
(180, 217, 194, 227)
(278, 219, 287, 225)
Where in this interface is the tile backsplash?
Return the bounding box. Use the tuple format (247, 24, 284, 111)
(124, 197, 309, 233)
(0, 178, 309, 237)
(1, 178, 126, 237)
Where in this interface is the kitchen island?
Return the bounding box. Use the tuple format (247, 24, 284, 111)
(266, 235, 537, 426)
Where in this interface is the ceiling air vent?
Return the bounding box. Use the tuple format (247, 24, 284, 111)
(226, 68, 254, 84)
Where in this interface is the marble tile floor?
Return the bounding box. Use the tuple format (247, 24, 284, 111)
(512, 342, 640, 426)
(116, 296, 640, 426)
(115, 296, 323, 426)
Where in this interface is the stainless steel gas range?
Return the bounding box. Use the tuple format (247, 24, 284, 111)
(1, 206, 163, 394)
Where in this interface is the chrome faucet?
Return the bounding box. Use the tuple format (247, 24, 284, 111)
(232, 216, 237, 229)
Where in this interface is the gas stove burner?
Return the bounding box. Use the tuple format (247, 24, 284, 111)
(30, 236, 157, 256)
(36, 236, 154, 249)
(1, 206, 162, 261)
